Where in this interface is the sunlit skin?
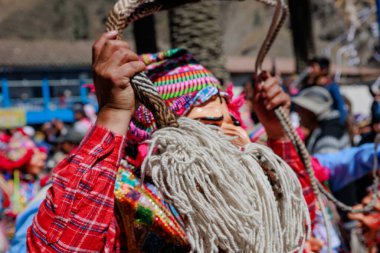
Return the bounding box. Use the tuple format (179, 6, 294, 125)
(306, 63, 321, 86)
(304, 237, 324, 253)
(348, 193, 380, 253)
(26, 149, 47, 175)
(186, 96, 251, 147)
(185, 76, 292, 145)
(294, 105, 319, 139)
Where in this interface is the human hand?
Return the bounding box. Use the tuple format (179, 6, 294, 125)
(221, 123, 251, 147)
(252, 72, 291, 140)
(93, 31, 145, 112)
(92, 31, 145, 134)
(305, 236, 324, 252)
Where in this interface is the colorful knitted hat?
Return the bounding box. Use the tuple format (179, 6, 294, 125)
(128, 48, 224, 142)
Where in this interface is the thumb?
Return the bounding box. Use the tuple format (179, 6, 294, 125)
(252, 73, 261, 104)
(252, 71, 270, 101)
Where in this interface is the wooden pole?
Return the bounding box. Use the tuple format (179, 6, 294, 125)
(288, 0, 316, 72)
(169, 2, 229, 84)
(133, 15, 158, 54)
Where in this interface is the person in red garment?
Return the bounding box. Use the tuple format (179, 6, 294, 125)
(27, 31, 320, 252)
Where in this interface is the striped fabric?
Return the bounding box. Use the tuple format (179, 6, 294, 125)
(128, 48, 223, 143)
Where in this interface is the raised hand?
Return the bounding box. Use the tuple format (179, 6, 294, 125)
(252, 73, 291, 140)
(221, 123, 251, 147)
(93, 31, 145, 134)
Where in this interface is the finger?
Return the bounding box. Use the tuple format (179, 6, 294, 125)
(265, 93, 289, 110)
(220, 124, 239, 133)
(115, 61, 146, 82)
(284, 98, 291, 110)
(222, 126, 246, 137)
(222, 124, 246, 135)
(263, 89, 290, 111)
(253, 88, 264, 107)
(223, 129, 250, 146)
(263, 96, 280, 110)
(261, 77, 279, 96)
(222, 129, 240, 137)
(221, 122, 239, 129)
(108, 48, 140, 68)
(262, 85, 282, 101)
(252, 74, 263, 96)
(92, 31, 118, 62)
(259, 71, 271, 81)
(221, 125, 239, 132)
(98, 40, 133, 63)
(105, 39, 132, 52)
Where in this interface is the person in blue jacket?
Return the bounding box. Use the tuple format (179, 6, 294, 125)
(315, 143, 380, 193)
(303, 57, 348, 125)
(7, 184, 50, 253)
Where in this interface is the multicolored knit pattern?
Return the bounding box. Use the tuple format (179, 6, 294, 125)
(115, 161, 188, 251)
(128, 48, 223, 143)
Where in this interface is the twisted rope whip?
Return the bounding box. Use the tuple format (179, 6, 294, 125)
(106, 0, 180, 129)
(255, 0, 379, 213)
(252, 0, 339, 251)
(256, 0, 379, 251)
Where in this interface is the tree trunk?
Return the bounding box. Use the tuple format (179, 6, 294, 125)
(169, 1, 229, 84)
(133, 15, 158, 54)
(288, 0, 316, 72)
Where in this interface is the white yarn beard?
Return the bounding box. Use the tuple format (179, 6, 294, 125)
(141, 118, 310, 252)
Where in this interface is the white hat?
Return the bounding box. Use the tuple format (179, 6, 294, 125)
(292, 86, 333, 119)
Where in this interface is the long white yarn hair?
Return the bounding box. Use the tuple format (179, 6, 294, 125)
(142, 117, 310, 253)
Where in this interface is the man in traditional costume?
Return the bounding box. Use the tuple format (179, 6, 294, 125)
(27, 32, 314, 252)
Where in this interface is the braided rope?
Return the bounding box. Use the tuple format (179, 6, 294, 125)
(254, 0, 334, 251)
(130, 73, 179, 128)
(106, 0, 178, 128)
(255, 0, 288, 73)
(256, 0, 379, 214)
(256, 0, 379, 250)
